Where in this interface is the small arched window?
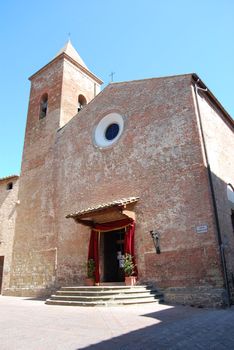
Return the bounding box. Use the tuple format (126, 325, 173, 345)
(39, 93, 48, 119)
(6, 182, 13, 190)
(78, 94, 87, 112)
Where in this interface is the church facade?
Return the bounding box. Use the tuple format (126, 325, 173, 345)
(1, 41, 234, 307)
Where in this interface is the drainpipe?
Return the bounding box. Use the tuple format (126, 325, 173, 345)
(193, 78, 231, 307)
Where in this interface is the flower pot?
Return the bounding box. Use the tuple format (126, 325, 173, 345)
(85, 278, 95, 286)
(125, 276, 137, 286)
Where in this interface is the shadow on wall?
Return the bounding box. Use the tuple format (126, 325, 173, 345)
(211, 171, 234, 284)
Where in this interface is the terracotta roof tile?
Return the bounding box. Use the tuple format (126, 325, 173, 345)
(0, 174, 19, 182)
(66, 197, 139, 218)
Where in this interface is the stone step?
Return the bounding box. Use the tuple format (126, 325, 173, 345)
(45, 297, 161, 307)
(45, 285, 164, 307)
(49, 292, 162, 302)
(56, 289, 159, 296)
(60, 285, 151, 291)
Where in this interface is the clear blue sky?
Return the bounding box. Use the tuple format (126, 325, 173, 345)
(0, 0, 233, 177)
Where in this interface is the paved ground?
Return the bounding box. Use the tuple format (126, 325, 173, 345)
(0, 296, 234, 350)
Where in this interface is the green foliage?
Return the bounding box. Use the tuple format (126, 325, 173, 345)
(87, 258, 95, 279)
(123, 254, 135, 277)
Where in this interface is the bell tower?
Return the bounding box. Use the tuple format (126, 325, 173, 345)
(21, 39, 103, 191)
(54, 40, 103, 127)
(28, 39, 103, 129)
(7, 42, 102, 296)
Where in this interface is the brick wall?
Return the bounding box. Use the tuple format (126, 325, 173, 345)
(7, 53, 101, 297)
(6, 59, 64, 296)
(53, 75, 224, 305)
(60, 58, 101, 127)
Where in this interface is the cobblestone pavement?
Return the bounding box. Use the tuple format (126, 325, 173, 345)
(0, 296, 233, 350)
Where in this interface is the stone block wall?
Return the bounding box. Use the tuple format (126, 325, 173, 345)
(0, 176, 19, 293)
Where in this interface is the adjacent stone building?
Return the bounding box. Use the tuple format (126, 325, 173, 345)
(0, 175, 19, 293)
(1, 41, 234, 306)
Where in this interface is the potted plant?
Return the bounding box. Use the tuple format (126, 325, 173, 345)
(85, 258, 95, 286)
(123, 254, 137, 286)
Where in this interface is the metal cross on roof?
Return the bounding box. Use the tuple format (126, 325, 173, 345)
(109, 71, 115, 83)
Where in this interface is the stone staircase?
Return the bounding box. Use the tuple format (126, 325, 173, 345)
(45, 285, 163, 306)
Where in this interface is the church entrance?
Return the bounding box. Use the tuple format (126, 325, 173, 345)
(101, 229, 125, 282)
(86, 219, 136, 284)
(66, 197, 139, 284)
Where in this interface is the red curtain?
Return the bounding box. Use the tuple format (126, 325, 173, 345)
(87, 218, 137, 283)
(88, 230, 100, 283)
(124, 221, 138, 277)
(124, 221, 135, 255)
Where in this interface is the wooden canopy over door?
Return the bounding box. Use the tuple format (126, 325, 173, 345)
(66, 197, 139, 226)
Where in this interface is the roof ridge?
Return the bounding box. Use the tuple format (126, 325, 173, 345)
(108, 73, 194, 86)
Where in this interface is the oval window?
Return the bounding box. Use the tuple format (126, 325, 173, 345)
(94, 113, 124, 148)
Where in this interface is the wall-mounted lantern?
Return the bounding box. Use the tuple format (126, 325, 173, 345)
(150, 230, 161, 254)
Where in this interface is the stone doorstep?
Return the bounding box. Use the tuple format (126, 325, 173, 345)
(60, 285, 152, 290)
(45, 298, 161, 307)
(56, 289, 159, 296)
(49, 293, 162, 301)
